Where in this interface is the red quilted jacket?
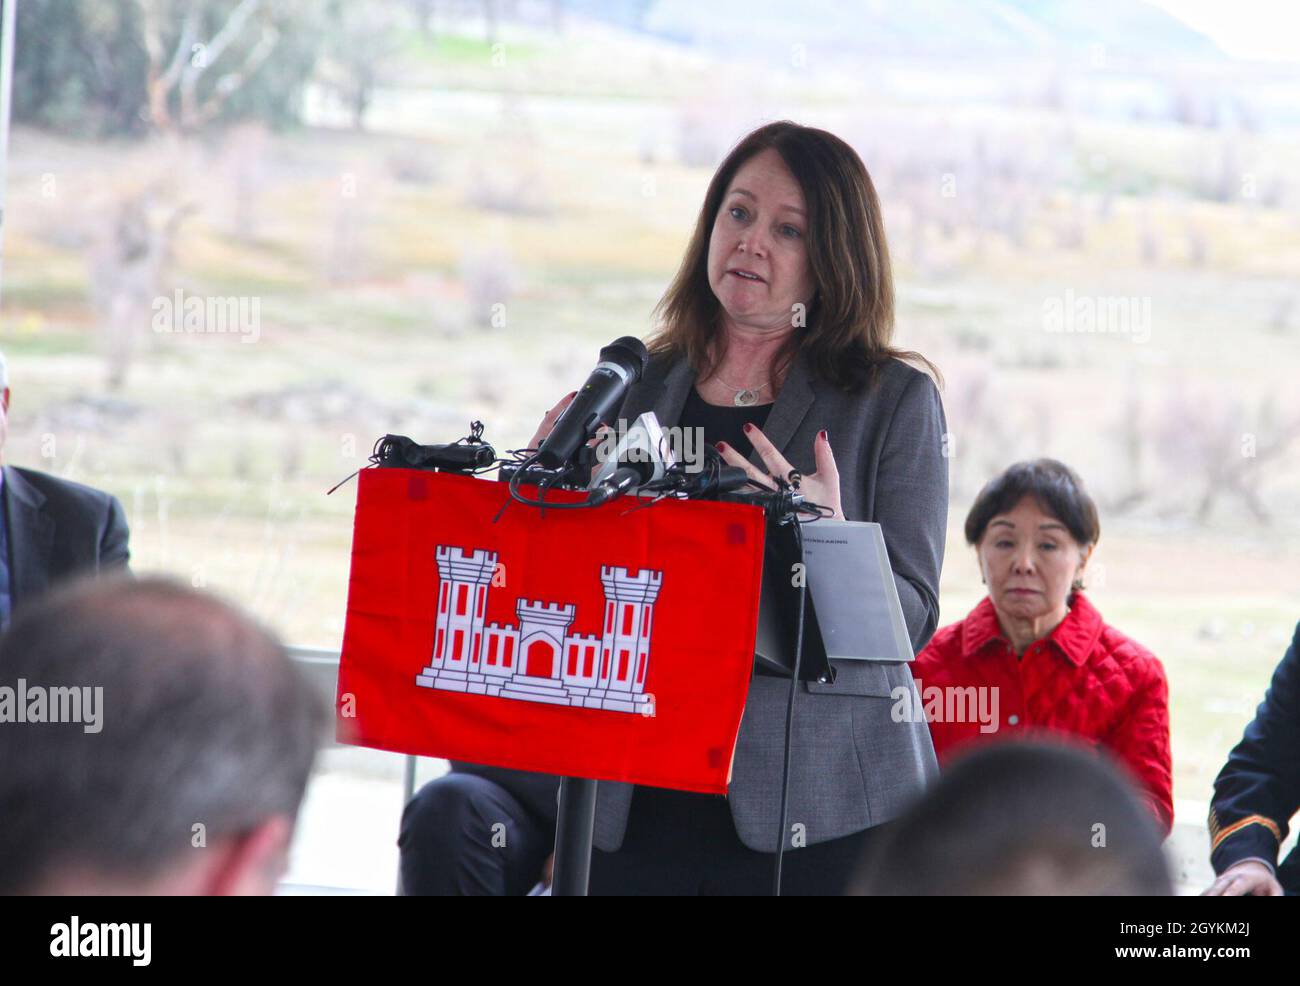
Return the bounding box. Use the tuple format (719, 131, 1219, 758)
(912, 591, 1173, 833)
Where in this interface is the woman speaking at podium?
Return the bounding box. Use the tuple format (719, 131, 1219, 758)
(530, 121, 948, 895)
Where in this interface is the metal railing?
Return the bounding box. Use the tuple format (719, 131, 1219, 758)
(287, 645, 420, 894)
(286, 645, 420, 809)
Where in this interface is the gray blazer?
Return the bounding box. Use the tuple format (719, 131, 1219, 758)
(593, 346, 947, 853)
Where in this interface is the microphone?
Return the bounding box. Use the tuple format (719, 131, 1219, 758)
(586, 462, 654, 506)
(686, 465, 752, 497)
(372, 433, 496, 473)
(721, 484, 806, 519)
(586, 411, 674, 505)
(536, 336, 648, 470)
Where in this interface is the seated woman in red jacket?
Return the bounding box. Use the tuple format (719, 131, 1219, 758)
(913, 458, 1173, 833)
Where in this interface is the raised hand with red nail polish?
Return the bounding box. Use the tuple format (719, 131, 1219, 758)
(716, 424, 844, 520)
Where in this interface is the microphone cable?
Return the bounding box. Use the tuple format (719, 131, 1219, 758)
(772, 503, 807, 897)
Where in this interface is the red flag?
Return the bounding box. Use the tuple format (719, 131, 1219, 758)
(336, 468, 765, 794)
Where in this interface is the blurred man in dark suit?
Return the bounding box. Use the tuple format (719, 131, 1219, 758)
(0, 350, 130, 628)
(1204, 622, 1300, 896)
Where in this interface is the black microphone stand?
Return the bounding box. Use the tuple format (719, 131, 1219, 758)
(773, 513, 807, 896)
(552, 776, 599, 896)
(499, 448, 607, 895)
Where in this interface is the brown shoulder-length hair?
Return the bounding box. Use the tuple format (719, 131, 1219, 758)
(647, 120, 939, 394)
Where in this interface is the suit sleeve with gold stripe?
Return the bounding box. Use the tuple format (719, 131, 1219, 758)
(1209, 624, 1300, 874)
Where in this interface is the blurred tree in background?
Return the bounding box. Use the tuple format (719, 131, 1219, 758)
(9, 0, 327, 137)
(317, 0, 403, 131)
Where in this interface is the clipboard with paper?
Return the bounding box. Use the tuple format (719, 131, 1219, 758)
(753, 519, 914, 679)
(799, 520, 916, 664)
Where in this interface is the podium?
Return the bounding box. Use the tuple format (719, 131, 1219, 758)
(335, 468, 768, 891)
(335, 459, 916, 893)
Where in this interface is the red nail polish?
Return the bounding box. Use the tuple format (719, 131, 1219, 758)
(716, 442, 728, 452)
(819, 430, 828, 441)
(742, 422, 753, 433)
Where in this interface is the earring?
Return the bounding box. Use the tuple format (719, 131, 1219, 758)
(1071, 577, 1085, 591)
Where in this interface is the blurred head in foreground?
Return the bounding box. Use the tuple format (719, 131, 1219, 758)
(851, 741, 1171, 895)
(0, 575, 326, 895)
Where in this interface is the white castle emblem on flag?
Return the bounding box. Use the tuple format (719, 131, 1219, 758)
(416, 545, 663, 715)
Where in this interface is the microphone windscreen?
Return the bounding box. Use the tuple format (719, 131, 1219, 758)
(601, 336, 649, 378)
